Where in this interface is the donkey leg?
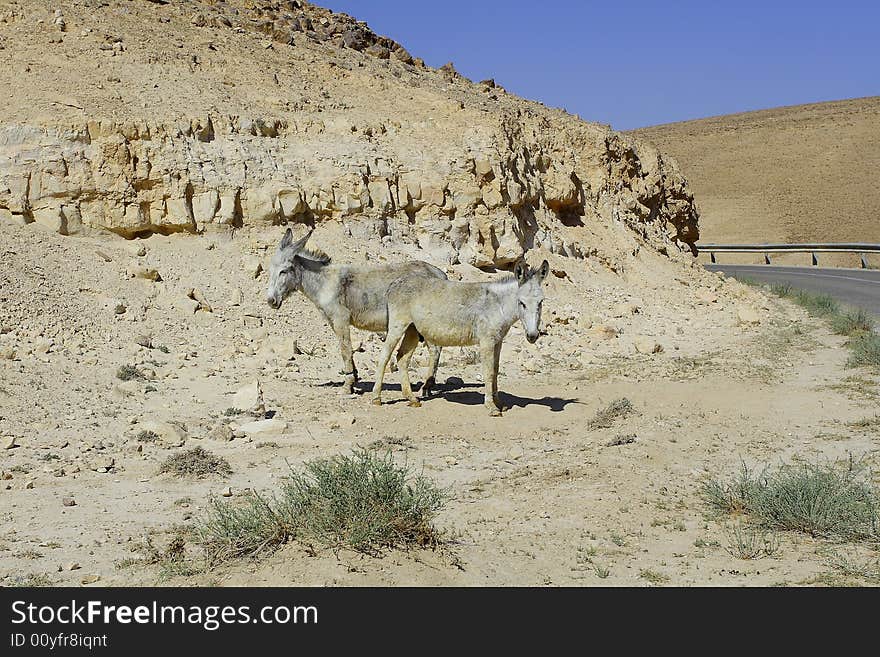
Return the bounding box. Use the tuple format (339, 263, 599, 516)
(481, 339, 502, 417)
(372, 321, 409, 406)
(492, 341, 503, 410)
(397, 326, 422, 407)
(421, 344, 442, 399)
(332, 320, 357, 394)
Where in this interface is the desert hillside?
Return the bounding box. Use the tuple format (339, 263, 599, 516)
(0, 0, 699, 268)
(631, 97, 880, 244)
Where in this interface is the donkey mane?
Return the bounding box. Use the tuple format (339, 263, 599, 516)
(299, 246, 331, 265)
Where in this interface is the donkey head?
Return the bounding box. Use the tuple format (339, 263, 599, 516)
(266, 227, 315, 309)
(514, 259, 550, 343)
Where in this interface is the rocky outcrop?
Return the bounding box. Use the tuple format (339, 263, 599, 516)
(0, 112, 698, 267)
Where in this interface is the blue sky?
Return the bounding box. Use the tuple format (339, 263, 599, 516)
(326, 1, 879, 130)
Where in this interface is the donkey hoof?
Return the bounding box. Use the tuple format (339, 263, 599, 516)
(407, 399, 422, 408)
(371, 398, 383, 406)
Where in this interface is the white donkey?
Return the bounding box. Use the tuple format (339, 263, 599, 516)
(266, 227, 446, 395)
(373, 259, 549, 416)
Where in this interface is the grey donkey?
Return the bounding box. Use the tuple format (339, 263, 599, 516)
(266, 227, 447, 395)
(372, 259, 550, 416)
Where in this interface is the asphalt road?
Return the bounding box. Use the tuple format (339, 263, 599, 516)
(705, 264, 880, 318)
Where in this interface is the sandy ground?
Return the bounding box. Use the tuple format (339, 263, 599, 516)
(2, 221, 878, 587)
(631, 96, 880, 245)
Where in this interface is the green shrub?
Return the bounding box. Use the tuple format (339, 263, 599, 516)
(197, 449, 446, 563)
(704, 460, 879, 542)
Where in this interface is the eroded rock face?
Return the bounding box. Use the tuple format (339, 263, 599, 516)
(0, 113, 698, 266)
(0, 0, 699, 267)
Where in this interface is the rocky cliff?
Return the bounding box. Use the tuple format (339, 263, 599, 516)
(0, 0, 699, 267)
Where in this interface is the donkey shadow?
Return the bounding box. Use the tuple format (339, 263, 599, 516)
(352, 376, 480, 398)
(443, 390, 579, 412)
(355, 376, 578, 412)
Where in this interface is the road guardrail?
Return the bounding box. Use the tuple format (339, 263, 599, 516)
(697, 243, 880, 268)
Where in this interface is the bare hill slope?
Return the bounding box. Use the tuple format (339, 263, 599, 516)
(0, 0, 699, 269)
(631, 97, 880, 244)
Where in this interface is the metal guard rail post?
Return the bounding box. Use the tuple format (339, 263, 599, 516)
(697, 243, 880, 269)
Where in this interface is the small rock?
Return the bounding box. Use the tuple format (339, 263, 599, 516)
(697, 289, 719, 304)
(126, 264, 161, 281)
(113, 302, 127, 315)
(89, 456, 115, 472)
(136, 421, 187, 447)
(34, 338, 53, 354)
(0, 347, 16, 360)
(125, 243, 148, 257)
(134, 334, 152, 349)
(208, 423, 234, 442)
(589, 325, 618, 340)
(3, 436, 19, 450)
(188, 288, 213, 312)
(243, 314, 263, 329)
(62, 497, 76, 507)
(245, 257, 263, 279)
(634, 338, 663, 355)
(231, 380, 265, 417)
(67, 562, 81, 571)
(736, 306, 761, 325)
(230, 288, 244, 306)
(178, 297, 200, 314)
(611, 302, 640, 318)
(234, 418, 287, 437)
(221, 487, 233, 497)
(80, 574, 100, 585)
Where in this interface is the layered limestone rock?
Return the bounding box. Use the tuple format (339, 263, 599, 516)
(0, 112, 697, 267)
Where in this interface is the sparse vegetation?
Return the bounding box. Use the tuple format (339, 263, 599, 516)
(8, 573, 56, 587)
(223, 407, 244, 417)
(116, 364, 145, 381)
(724, 523, 780, 559)
(588, 398, 635, 430)
(159, 447, 232, 478)
(15, 549, 44, 560)
(639, 568, 669, 584)
(124, 532, 202, 580)
(826, 551, 880, 583)
(195, 449, 447, 564)
(847, 416, 880, 431)
(704, 459, 879, 542)
(759, 284, 879, 371)
(847, 332, 880, 369)
(136, 430, 159, 443)
(606, 434, 636, 447)
(594, 564, 610, 579)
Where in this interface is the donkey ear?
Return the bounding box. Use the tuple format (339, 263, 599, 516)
(290, 228, 313, 252)
(514, 260, 529, 284)
(537, 259, 550, 282)
(294, 254, 324, 272)
(279, 227, 293, 249)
